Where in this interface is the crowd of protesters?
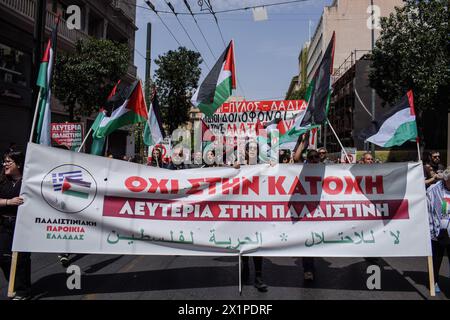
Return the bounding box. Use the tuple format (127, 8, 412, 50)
(0, 137, 449, 299)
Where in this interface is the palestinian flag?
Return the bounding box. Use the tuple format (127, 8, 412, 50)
(35, 16, 60, 145)
(93, 80, 148, 139)
(90, 80, 121, 155)
(62, 178, 91, 199)
(365, 90, 418, 147)
(191, 40, 236, 116)
(274, 108, 317, 150)
(306, 31, 335, 124)
(89, 108, 107, 155)
(143, 87, 165, 146)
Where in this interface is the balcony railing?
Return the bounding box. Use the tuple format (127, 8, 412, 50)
(0, 0, 36, 20)
(45, 10, 89, 44)
(1, 0, 89, 45)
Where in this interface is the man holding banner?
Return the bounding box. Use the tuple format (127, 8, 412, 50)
(427, 167, 450, 293)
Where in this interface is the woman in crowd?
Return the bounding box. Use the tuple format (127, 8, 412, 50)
(0, 151, 30, 300)
(293, 135, 318, 281)
(234, 141, 268, 292)
(148, 147, 165, 168)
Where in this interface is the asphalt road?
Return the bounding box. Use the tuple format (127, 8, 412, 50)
(1, 253, 449, 300)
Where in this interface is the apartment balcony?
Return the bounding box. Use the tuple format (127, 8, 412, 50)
(0, 0, 89, 45)
(1, 0, 137, 81)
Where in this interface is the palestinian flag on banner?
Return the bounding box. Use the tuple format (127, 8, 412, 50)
(365, 90, 418, 147)
(191, 40, 236, 116)
(143, 87, 165, 146)
(35, 16, 60, 145)
(62, 178, 91, 199)
(201, 119, 216, 142)
(442, 198, 450, 216)
(90, 80, 121, 155)
(264, 117, 289, 136)
(93, 80, 148, 139)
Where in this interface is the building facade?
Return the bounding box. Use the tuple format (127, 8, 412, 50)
(0, 0, 138, 156)
(306, 0, 403, 83)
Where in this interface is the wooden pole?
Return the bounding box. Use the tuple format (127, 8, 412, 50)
(327, 118, 351, 163)
(428, 256, 436, 296)
(416, 138, 422, 162)
(29, 90, 42, 143)
(7, 252, 18, 297)
(77, 127, 93, 153)
(238, 254, 242, 295)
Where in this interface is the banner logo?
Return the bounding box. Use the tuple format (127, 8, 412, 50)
(41, 165, 97, 213)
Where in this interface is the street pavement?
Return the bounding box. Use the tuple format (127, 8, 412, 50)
(1, 253, 450, 300)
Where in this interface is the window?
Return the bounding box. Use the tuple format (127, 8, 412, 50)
(0, 43, 30, 88)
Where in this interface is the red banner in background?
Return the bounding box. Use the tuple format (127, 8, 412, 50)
(51, 122, 83, 151)
(216, 100, 306, 113)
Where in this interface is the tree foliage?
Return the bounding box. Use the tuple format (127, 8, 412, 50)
(54, 38, 130, 120)
(287, 86, 307, 100)
(154, 47, 202, 134)
(369, 0, 449, 148)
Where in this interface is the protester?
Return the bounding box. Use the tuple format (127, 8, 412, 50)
(425, 151, 445, 188)
(204, 150, 218, 168)
(167, 147, 188, 170)
(303, 149, 320, 281)
(0, 151, 30, 300)
(362, 152, 374, 164)
(427, 166, 450, 293)
(234, 141, 268, 292)
(318, 147, 333, 164)
(360, 152, 381, 264)
(279, 149, 291, 164)
(3, 142, 17, 159)
(148, 147, 165, 168)
(190, 151, 204, 168)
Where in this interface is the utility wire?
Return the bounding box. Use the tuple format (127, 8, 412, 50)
(205, 1, 247, 98)
(132, 0, 313, 16)
(183, 0, 217, 60)
(163, 0, 211, 71)
(145, 1, 183, 46)
(135, 48, 147, 61)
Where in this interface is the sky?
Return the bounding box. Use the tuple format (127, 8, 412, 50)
(133, 0, 333, 101)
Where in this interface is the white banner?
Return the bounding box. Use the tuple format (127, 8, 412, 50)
(12, 143, 432, 257)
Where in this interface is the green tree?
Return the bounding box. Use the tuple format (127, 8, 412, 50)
(287, 86, 307, 100)
(369, 0, 449, 147)
(154, 47, 202, 134)
(54, 38, 130, 120)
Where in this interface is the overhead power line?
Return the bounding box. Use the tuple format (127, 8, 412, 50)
(132, 0, 314, 16)
(163, 0, 211, 71)
(144, 0, 183, 47)
(183, 0, 217, 59)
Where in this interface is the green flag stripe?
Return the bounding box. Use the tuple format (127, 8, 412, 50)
(197, 77, 232, 116)
(94, 111, 147, 138)
(383, 120, 417, 147)
(36, 62, 48, 88)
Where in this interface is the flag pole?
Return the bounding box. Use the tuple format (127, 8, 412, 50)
(326, 118, 351, 163)
(77, 127, 93, 153)
(416, 138, 421, 162)
(29, 90, 42, 143)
